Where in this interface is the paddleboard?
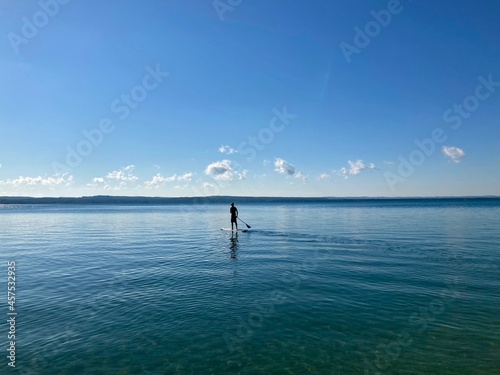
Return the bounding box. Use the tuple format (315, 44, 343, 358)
(221, 228, 248, 232)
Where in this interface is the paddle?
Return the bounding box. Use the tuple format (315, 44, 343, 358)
(237, 217, 251, 229)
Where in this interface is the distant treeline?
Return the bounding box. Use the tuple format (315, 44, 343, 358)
(0, 195, 499, 205)
(0, 195, 338, 205)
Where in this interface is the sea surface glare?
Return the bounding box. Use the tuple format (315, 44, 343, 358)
(0, 198, 499, 374)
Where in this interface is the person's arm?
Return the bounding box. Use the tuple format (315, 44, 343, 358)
(236, 208, 238, 217)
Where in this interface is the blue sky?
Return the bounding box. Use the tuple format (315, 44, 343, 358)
(0, 0, 499, 197)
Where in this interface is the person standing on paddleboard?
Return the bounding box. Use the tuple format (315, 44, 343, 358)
(230, 203, 238, 230)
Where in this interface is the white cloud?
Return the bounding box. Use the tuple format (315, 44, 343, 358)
(106, 165, 139, 182)
(0, 173, 74, 187)
(86, 177, 105, 188)
(89, 166, 194, 190)
(144, 173, 168, 187)
(144, 172, 193, 187)
(318, 173, 331, 180)
(274, 158, 295, 175)
(219, 145, 237, 155)
(294, 171, 307, 181)
(205, 160, 232, 179)
(87, 165, 140, 189)
(177, 172, 193, 181)
(442, 146, 465, 163)
(205, 160, 244, 181)
(339, 160, 376, 178)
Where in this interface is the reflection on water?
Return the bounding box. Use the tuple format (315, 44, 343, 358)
(229, 231, 238, 259)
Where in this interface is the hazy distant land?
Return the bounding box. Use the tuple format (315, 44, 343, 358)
(0, 195, 498, 205)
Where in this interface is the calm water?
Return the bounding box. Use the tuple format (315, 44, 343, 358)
(0, 199, 499, 374)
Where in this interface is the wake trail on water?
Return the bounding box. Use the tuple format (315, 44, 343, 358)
(248, 229, 410, 251)
(243, 229, 480, 269)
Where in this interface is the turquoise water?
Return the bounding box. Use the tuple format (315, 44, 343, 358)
(0, 199, 499, 374)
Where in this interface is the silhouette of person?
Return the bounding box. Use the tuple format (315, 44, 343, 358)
(230, 202, 238, 230)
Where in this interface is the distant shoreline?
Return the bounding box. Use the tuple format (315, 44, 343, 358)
(1, 195, 499, 205)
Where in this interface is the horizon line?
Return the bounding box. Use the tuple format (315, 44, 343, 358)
(1, 195, 499, 200)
